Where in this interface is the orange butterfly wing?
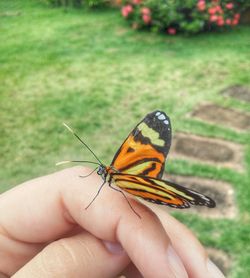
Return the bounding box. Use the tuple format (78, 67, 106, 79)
(108, 110, 216, 209)
(110, 111, 171, 179)
(112, 173, 216, 208)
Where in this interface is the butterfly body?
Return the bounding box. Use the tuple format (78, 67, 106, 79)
(95, 111, 216, 209)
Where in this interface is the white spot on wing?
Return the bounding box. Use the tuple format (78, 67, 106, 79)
(164, 120, 169, 125)
(158, 114, 166, 120)
(156, 111, 161, 116)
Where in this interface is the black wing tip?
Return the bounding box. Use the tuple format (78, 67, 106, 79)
(205, 198, 216, 208)
(145, 111, 171, 132)
(189, 196, 216, 208)
(199, 195, 216, 208)
(151, 110, 170, 119)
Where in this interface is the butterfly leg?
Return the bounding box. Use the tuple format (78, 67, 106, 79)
(85, 180, 106, 210)
(108, 182, 141, 219)
(79, 167, 98, 178)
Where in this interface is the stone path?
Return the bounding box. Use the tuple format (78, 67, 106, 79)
(171, 133, 244, 172)
(165, 85, 250, 276)
(221, 85, 250, 102)
(192, 103, 250, 131)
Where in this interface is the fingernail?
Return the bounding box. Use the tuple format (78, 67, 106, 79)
(207, 259, 225, 278)
(166, 246, 188, 278)
(103, 240, 125, 255)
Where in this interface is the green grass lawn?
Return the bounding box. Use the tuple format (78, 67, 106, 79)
(1, 1, 250, 277)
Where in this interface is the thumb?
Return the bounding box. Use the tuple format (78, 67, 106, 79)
(13, 231, 130, 278)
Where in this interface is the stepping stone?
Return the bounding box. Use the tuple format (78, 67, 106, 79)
(221, 85, 250, 102)
(171, 133, 244, 172)
(207, 248, 231, 276)
(192, 103, 250, 131)
(163, 175, 237, 219)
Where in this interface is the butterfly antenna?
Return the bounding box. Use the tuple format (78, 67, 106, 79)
(63, 123, 103, 165)
(56, 160, 100, 166)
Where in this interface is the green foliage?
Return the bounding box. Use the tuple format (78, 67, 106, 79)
(121, 0, 250, 34)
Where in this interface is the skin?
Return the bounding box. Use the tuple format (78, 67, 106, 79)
(0, 167, 225, 278)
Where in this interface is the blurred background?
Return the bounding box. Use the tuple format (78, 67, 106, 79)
(1, 0, 250, 277)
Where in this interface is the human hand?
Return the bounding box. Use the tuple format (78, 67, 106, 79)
(0, 167, 225, 277)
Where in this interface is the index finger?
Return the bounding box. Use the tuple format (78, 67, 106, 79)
(0, 167, 187, 277)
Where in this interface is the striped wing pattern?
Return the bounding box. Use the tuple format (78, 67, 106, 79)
(112, 173, 216, 209)
(111, 111, 171, 179)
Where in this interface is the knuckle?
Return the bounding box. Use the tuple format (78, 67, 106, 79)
(38, 239, 80, 276)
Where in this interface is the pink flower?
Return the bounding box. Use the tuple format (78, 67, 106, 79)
(210, 15, 218, 22)
(225, 18, 231, 25)
(142, 14, 151, 24)
(167, 27, 176, 35)
(234, 13, 240, 20)
(121, 5, 133, 18)
(197, 1, 206, 11)
(215, 5, 223, 14)
(232, 18, 239, 25)
(217, 17, 224, 26)
(132, 0, 141, 5)
(208, 7, 216, 15)
(126, 5, 133, 13)
(141, 7, 151, 15)
(121, 8, 128, 17)
(226, 3, 234, 9)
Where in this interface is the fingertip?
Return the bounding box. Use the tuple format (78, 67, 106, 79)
(116, 204, 188, 278)
(149, 206, 224, 278)
(207, 259, 225, 278)
(103, 240, 125, 255)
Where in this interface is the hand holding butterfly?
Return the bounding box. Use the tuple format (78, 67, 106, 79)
(0, 167, 224, 278)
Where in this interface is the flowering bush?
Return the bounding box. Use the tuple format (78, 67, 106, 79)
(120, 0, 250, 34)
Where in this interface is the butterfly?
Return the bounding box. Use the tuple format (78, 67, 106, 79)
(59, 111, 215, 216)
